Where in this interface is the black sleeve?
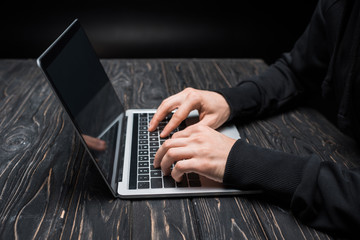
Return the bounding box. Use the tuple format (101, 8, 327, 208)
(216, 0, 330, 121)
(223, 140, 360, 238)
(219, 0, 360, 237)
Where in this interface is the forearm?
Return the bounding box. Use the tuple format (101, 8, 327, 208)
(223, 139, 309, 199)
(216, 58, 303, 122)
(223, 139, 360, 237)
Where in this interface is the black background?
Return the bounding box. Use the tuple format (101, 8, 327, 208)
(1, 1, 317, 64)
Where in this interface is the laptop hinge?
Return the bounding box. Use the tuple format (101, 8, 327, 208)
(116, 114, 128, 185)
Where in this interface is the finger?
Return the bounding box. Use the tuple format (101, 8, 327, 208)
(171, 159, 199, 182)
(172, 123, 208, 139)
(153, 138, 187, 168)
(159, 113, 185, 138)
(170, 126, 193, 139)
(160, 99, 200, 138)
(196, 116, 217, 128)
(148, 95, 182, 132)
(160, 147, 193, 176)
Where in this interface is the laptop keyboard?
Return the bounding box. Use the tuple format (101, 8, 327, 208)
(131, 113, 201, 189)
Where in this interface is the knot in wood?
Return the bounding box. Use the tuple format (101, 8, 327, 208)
(2, 127, 33, 152)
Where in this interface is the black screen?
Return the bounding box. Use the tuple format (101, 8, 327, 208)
(39, 20, 124, 195)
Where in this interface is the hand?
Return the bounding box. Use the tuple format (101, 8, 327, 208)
(153, 125, 236, 183)
(148, 87, 231, 138)
(82, 135, 107, 151)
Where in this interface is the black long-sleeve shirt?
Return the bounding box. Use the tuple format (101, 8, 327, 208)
(217, 0, 360, 238)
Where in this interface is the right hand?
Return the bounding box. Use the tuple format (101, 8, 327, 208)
(153, 124, 236, 183)
(148, 87, 231, 137)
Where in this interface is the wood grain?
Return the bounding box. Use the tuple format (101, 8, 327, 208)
(1, 59, 357, 239)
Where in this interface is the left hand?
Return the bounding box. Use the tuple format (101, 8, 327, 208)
(148, 88, 231, 138)
(153, 125, 237, 183)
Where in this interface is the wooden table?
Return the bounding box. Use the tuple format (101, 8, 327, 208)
(1, 59, 359, 239)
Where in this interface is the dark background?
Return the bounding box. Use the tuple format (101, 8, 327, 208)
(1, 1, 317, 64)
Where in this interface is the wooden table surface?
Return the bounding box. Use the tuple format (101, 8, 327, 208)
(1, 59, 359, 239)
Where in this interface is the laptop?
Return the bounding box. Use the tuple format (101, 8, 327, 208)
(37, 19, 256, 198)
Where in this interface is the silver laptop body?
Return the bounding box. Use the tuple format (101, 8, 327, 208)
(37, 19, 257, 198)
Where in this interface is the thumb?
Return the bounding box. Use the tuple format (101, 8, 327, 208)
(195, 116, 218, 129)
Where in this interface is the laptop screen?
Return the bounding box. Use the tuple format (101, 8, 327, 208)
(38, 20, 124, 195)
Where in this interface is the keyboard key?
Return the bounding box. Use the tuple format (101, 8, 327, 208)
(163, 176, 176, 188)
(151, 170, 162, 177)
(139, 162, 149, 167)
(139, 135, 148, 139)
(150, 165, 160, 170)
(138, 182, 150, 189)
(139, 156, 149, 161)
(138, 168, 149, 174)
(176, 176, 188, 188)
(139, 150, 148, 155)
(151, 178, 163, 188)
(139, 145, 148, 150)
(150, 147, 158, 152)
(138, 175, 149, 181)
